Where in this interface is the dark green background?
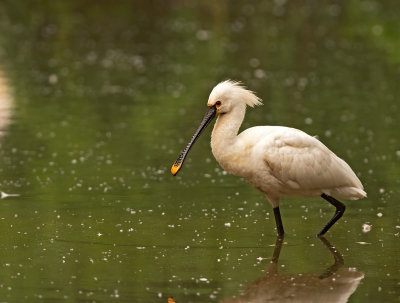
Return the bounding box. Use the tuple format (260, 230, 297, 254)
(0, 1, 398, 302)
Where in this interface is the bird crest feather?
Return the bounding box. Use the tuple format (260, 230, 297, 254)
(211, 80, 263, 107)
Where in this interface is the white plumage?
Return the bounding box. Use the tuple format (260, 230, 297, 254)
(172, 80, 366, 237)
(213, 125, 365, 206)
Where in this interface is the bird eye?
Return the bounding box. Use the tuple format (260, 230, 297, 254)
(216, 101, 222, 107)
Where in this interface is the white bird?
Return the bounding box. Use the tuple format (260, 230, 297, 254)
(171, 80, 366, 237)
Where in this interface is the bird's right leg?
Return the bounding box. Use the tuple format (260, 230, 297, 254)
(273, 206, 285, 238)
(317, 194, 346, 237)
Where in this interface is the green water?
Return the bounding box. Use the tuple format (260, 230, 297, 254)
(0, 1, 398, 302)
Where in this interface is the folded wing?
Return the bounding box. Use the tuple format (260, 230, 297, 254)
(263, 129, 365, 199)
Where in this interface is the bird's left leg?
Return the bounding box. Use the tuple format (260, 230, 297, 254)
(317, 194, 346, 237)
(273, 206, 285, 238)
(266, 196, 284, 237)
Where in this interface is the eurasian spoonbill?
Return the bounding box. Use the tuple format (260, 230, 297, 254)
(171, 80, 366, 237)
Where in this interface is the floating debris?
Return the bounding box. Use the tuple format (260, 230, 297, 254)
(362, 223, 372, 233)
(0, 191, 20, 199)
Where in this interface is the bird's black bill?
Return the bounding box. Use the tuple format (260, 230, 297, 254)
(171, 105, 217, 176)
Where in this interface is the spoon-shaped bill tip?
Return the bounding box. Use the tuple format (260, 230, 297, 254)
(170, 105, 217, 176)
(171, 160, 182, 176)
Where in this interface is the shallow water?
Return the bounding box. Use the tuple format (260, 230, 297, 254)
(0, 1, 399, 302)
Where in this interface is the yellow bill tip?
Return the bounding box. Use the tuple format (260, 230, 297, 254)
(171, 163, 182, 176)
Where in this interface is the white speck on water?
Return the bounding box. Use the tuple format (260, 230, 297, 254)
(362, 223, 372, 233)
(254, 69, 266, 79)
(297, 77, 308, 89)
(224, 222, 231, 227)
(97, 233, 102, 237)
(355, 242, 371, 245)
(372, 24, 383, 36)
(49, 74, 58, 84)
(377, 212, 383, 217)
(249, 58, 260, 67)
(199, 277, 208, 282)
(304, 117, 313, 125)
(196, 30, 210, 41)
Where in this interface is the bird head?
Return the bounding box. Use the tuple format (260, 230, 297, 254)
(207, 80, 263, 115)
(171, 80, 262, 176)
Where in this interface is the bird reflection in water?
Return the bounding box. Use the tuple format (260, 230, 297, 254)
(222, 237, 364, 303)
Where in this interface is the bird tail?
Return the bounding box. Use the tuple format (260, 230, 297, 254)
(349, 187, 367, 200)
(325, 187, 367, 200)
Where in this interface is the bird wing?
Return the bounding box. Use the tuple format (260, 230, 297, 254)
(261, 128, 363, 195)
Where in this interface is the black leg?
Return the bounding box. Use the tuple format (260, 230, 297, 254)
(317, 194, 346, 237)
(273, 206, 285, 237)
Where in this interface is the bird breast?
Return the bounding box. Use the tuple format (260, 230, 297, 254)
(211, 129, 282, 192)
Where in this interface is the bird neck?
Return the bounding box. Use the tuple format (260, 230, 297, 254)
(211, 104, 246, 156)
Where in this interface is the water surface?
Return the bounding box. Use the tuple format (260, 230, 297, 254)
(0, 1, 398, 302)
